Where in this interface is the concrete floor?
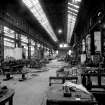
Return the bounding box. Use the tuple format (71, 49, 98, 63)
(0, 60, 67, 105)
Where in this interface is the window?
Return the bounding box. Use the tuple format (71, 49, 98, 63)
(4, 26, 15, 38)
(4, 37, 15, 48)
(21, 35, 28, 43)
(4, 41, 15, 48)
(31, 46, 34, 56)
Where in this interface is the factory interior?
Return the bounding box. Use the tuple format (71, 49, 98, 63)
(0, 0, 105, 105)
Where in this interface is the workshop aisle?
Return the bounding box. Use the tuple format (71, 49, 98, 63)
(11, 59, 67, 105)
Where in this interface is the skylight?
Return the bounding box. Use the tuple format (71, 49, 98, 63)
(68, 11, 77, 16)
(67, 0, 82, 43)
(68, 2, 79, 9)
(22, 0, 58, 42)
(68, 7, 78, 13)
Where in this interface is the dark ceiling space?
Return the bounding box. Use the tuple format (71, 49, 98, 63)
(40, 0, 67, 42)
(0, 0, 105, 49)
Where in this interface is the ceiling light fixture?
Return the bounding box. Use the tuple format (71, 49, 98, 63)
(59, 43, 68, 48)
(59, 44, 63, 48)
(68, 50, 72, 55)
(58, 29, 63, 34)
(22, 0, 58, 42)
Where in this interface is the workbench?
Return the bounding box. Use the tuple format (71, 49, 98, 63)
(0, 88, 15, 105)
(46, 85, 97, 105)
